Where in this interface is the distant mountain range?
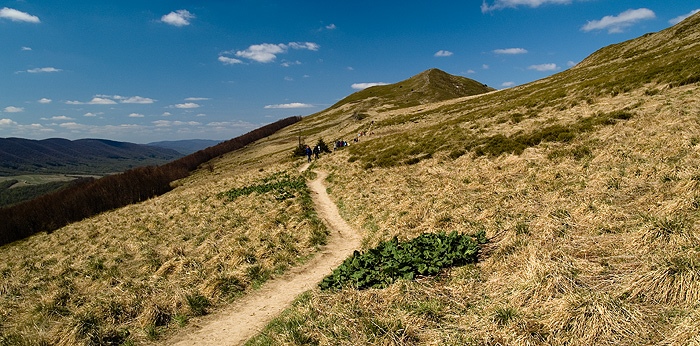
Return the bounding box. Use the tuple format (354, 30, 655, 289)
(0, 138, 184, 175)
(148, 139, 222, 155)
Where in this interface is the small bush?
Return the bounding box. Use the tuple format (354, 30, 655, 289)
(320, 231, 485, 290)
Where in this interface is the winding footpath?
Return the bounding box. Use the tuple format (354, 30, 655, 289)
(167, 168, 361, 345)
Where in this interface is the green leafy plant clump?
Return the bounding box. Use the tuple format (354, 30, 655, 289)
(219, 173, 306, 201)
(320, 231, 486, 290)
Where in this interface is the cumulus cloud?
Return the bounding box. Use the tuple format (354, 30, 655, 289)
(222, 42, 320, 64)
(4, 106, 24, 113)
(326, 23, 337, 30)
(494, 48, 528, 54)
(434, 50, 454, 57)
(528, 63, 558, 71)
(481, 0, 571, 12)
(669, 9, 700, 25)
(21, 46, 32, 51)
(67, 95, 154, 105)
(118, 96, 156, 104)
(264, 103, 314, 109)
(501, 82, 516, 87)
(88, 97, 118, 105)
(581, 8, 656, 34)
(128, 113, 144, 118)
(152, 120, 201, 127)
(38, 98, 52, 104)
(84, 112, 100, 117)
(0, 118, 18, 126)
(50, 116, 73, 121)
(218, 56, 243, 65)
(0, 7, 40, 23)
(161, 9, 194, 27)
(281, 60, 302, 67)
(351, 82, 389, 90)
(22, 67, 62, 73)
(174, 102, 200, 109)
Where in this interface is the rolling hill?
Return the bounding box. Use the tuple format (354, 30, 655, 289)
(0, 137, 183, 175)
(1, 12, 699, 346)
(148, 139, 222, 155)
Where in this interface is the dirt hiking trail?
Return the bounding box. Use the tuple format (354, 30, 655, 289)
(167, 168, 361, 345)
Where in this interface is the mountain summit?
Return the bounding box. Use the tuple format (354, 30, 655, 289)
(329, 68, 494, 112)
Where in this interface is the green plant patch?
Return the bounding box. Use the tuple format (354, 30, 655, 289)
(218, 173, 306, 201)
(319, 231, 486, 290)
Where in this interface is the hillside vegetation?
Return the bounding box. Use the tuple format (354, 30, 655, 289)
(0, 138, 183, 175)
(1, 13, 700, 346)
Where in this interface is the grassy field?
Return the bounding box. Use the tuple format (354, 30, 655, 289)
(1, 13, 699, 346)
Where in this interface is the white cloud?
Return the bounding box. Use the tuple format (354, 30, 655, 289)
(24, 67, 62, 73)
(154, 120, 201, 126)
(89, 97, 117, 105)
(50, 115, 73, 121)
(84, 112, 100, 117)
(38, 98, 52, 104)
(434, 50, 453, 57)
(582, 8, 656, 34)
(481, 0, 571, 12)
(227, 42, 319, 63)
(128, 113, 145, 118)
(669, 9, 700, 25)
(567, 60, 577, 67)
(501, 81, 516, 87)
(218, 56, 243, 65)
(351, 82, 389, 90)
(0, 118, 18, 126)
(466, 69, 476, 74)
(264, 103, 314, 109)
(528, 63, 558, 71)
(185, 97, 210, 101)
(494, 48, 528, 54)
(119, 96, 156, 104)
(234, 43, 286, 63)
(174, 102, 200, 109)
(0, 7, 40, 23)
(326, 23, 336, 30)
(161, 9, 194, 27)
(162, 112, 172, 116)
(4, 106, 24, 113)
(281, 60, 302, 67)
(21, 46, 32, 51)
(482, 64, 490, 70)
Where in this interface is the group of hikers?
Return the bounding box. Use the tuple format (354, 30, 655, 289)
(304, 144, 322, 162)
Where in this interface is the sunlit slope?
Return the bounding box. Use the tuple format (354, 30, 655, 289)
(247, 12, 700, 346)
(1, 12, 700, 346)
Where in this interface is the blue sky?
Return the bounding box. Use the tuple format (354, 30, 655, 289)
(1, 1, 697, 143)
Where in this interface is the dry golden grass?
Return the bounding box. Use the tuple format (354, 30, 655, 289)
(0, 154, 327, 344)
(3, 16, 700, 345)
(247, 82, 700, 346)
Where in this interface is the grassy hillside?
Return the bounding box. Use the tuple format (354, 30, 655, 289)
(0, 138, 183, 175)
(1, 13, 699, 346)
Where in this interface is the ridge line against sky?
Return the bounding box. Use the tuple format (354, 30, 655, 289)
(1, 1, 698, 143)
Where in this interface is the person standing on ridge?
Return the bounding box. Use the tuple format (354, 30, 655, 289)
(305, 145, 312, 162)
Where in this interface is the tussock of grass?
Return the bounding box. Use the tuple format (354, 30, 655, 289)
(546, 291, 649, 345)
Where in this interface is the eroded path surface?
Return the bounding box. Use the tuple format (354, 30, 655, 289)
(167, 170, 360, 345)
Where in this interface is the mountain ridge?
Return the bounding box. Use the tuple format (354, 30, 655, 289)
(0, 137, 183, 175)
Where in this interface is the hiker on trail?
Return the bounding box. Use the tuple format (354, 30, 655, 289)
(313, 145, 320, 160)
(305, 145, 312, 162)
